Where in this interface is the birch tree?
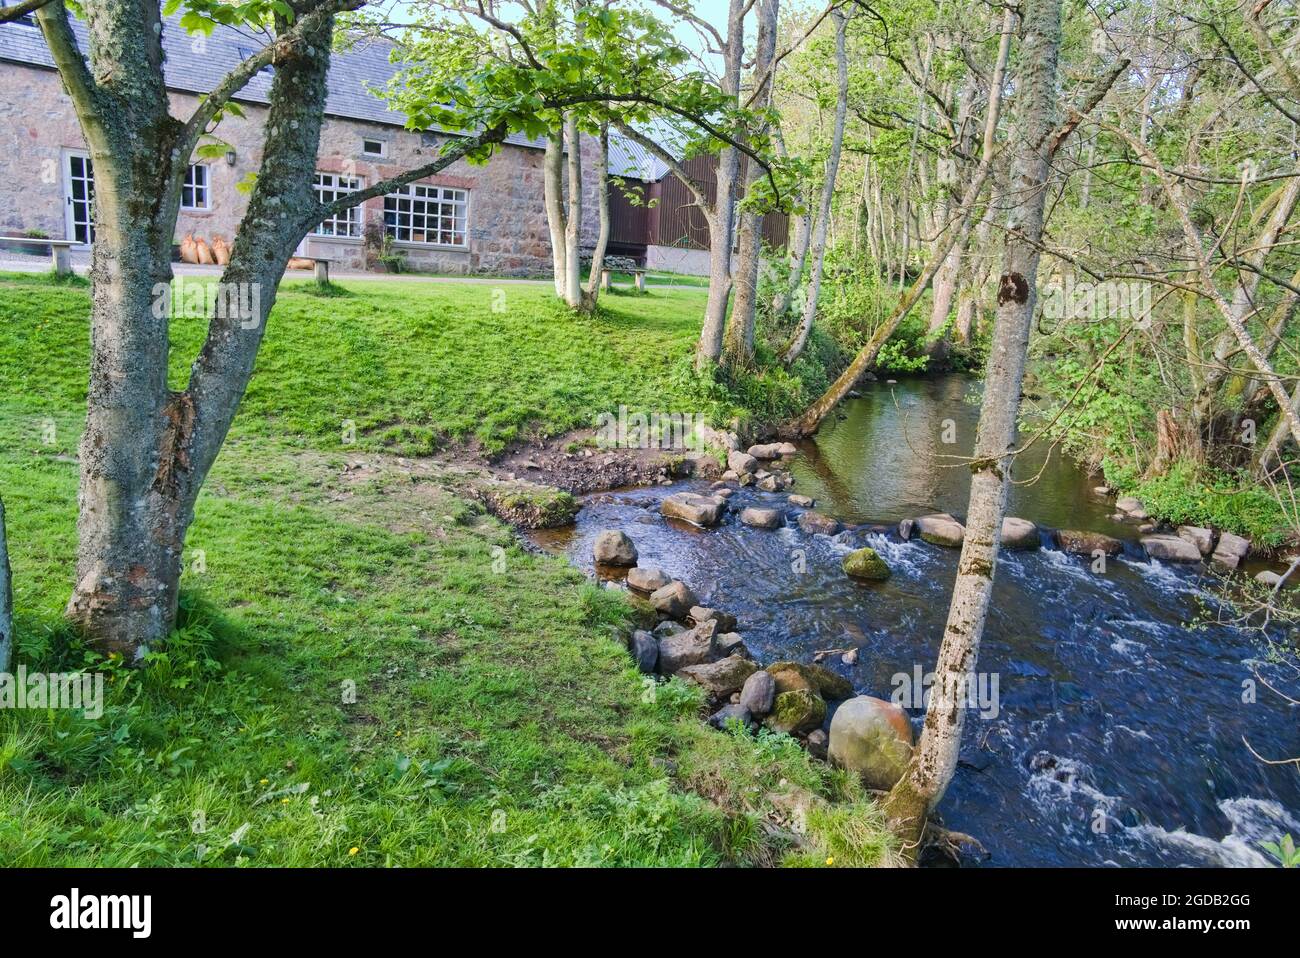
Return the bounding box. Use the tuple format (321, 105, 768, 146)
(882, 0, 1071, 857)
(783, 6, 848, 365)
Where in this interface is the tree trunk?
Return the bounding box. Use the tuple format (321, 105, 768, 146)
(56, 2, 339, 655)
(0, 497, 12, 674)
(882, 0, 1061, 860)
(563, 112, 584, 309)
(544, 133, 568, 299)
(583, 123, 610, 299)
(723, 0, 779, 368)
(783, 8, 848, 366)
(694, 0, 746, 372)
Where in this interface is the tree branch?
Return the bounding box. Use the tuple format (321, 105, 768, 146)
(0, 0, 51, 23)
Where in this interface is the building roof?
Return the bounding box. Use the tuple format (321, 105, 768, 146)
(0, 11, 686, 180)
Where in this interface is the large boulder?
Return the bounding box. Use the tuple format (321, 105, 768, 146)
(1001, 517, 1040, 550)
(661, 492, 725, 527)
(764, 689, 827, 736)
(650, 580, 699, 619)
(798, 511, 841, 536)
(766, 660, 853, 701)
(842, 547, 891, 581)
(740, 506, 783, 530)
(627, 566, 671, 593)
(678, 655, 758, 700)
(828, 695, 915, 790)
(1054, 529, 1122, 556)
(739, 670, 776, 716)
(629, 630, 658, 674)
(1177, 525, 1215, 556)
(727, 450, 759, 475)
(1212, 532, 1251, 570)
(593, 530, 637, 566)
(914, 513, 965, 548)
(1141, 534, 1202, 563)
(657, 621, 718, 674)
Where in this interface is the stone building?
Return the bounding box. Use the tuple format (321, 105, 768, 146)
(0, 11, 784, 277)
(0, 11, 602, 275)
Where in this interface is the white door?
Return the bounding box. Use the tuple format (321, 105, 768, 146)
(64, 151, 95, 246)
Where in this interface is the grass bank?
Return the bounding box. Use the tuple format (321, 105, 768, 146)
(0, 273, 893, 867)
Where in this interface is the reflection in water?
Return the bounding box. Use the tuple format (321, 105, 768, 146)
(536, 378, 1300, 866)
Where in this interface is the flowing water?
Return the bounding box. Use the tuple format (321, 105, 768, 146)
(535, 376, 1300, 866)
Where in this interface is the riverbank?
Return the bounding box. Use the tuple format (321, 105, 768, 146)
(0, 273, 894, 866)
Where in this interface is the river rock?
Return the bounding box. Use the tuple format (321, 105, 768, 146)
(1256, 570, 1284, 587)
(678, 655, 758, 700)
(661, 492, 725, 527)
(708, 703, 753, 731)
(788, 494, 815, 508)
(739, 670, 776, 716)
(728, 450, 759, 475)
(747, 443, 785, 460)
(653, 619, 686, 638)
(713, 487, 735, 499)
(757, 473, 792, 492)
(657, 621, 718, 674)
(690, 606, 737, 632)
(593, 530, 637, 566)
(740, 506, 783, 529)
(828, 695, 915, 790)
(714, 632, 750, 658)
(842, 547, 892, 581)
(1116, 495, 1148, 519)
(805, 728, 829, 759)
(764, 689, 827, 736)
(1142, 534, 1202, 563)
(798, 511, 841, 536)
(1054, 529, 1122, 556)
(629, 630, 658, 673)
(627, 566, 671, 593)
(915, 513, 965, 547)
(1177, 525, 1215, 555)
(766, 660, 854, 701)
(650, 580, 698, 619)
(1001, 517, 1040, 550)
(1212, 532, 1251, 570)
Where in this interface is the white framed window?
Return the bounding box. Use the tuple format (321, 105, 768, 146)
(384, 184, 468, 247)
(312, 172, 363, 238)
(361, 137, 387, 157)
(182, 164, 210, 210)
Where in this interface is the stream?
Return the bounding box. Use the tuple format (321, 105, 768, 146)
(534, 376, 1300, 867)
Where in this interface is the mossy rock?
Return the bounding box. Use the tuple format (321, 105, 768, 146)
(764, 688, 827, 736)
(478, 482, 579, 529)
(766, 660, 854, 701)
(842, 547, 891, 581)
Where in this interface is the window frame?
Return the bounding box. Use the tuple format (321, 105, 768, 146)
(311, 171, 365, 239)
(383, 183, 470, 249)
(361, 137, 388, 158)
(181, 163, 211, 211)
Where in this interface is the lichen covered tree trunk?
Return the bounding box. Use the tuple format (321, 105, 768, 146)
(544, 134, 568, 299)
(882, 0, 1061, 860)
(583, 123, 611, 300)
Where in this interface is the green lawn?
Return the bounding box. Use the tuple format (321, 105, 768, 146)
(0, 273, 891, 867)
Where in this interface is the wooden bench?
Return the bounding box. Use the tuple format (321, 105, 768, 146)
(599, 266, 648, 292)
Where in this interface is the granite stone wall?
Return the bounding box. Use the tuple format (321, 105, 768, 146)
(0, 62, 602, 276)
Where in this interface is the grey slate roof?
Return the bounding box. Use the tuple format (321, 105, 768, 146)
(0, 13, 553, 147)
(0, 12, 676, 177)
